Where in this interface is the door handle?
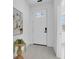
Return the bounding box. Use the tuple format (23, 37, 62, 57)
(44, 27, 47, 33)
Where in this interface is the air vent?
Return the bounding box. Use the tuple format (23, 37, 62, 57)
(37, 0, 42, 2)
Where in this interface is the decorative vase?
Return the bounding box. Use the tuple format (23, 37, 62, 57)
(14, 39, 26, 59)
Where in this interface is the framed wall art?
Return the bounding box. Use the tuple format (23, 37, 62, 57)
(13, 8, 23, 36)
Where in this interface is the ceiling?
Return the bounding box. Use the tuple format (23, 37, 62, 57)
(26, 0, 64, 7)
(27, 0, 53, 5)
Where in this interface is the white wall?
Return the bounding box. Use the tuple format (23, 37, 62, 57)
(52, 0, 63, 55)
(54, 0, 65, 59)
(13, 0, 32, 46)
(47, 4, 55, 47)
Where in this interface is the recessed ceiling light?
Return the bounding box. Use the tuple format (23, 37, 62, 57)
(37, 0, 42, 2)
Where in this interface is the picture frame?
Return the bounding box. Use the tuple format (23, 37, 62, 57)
(13, 8, 23, 36)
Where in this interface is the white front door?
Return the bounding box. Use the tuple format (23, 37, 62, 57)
(33, 10, 47, 45)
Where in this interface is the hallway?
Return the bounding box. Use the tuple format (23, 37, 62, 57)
(13, 0, 65, 59)
(26, 45, 59, 59)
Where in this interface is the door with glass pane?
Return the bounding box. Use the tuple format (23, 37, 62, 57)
(33, 9, 47, 45)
